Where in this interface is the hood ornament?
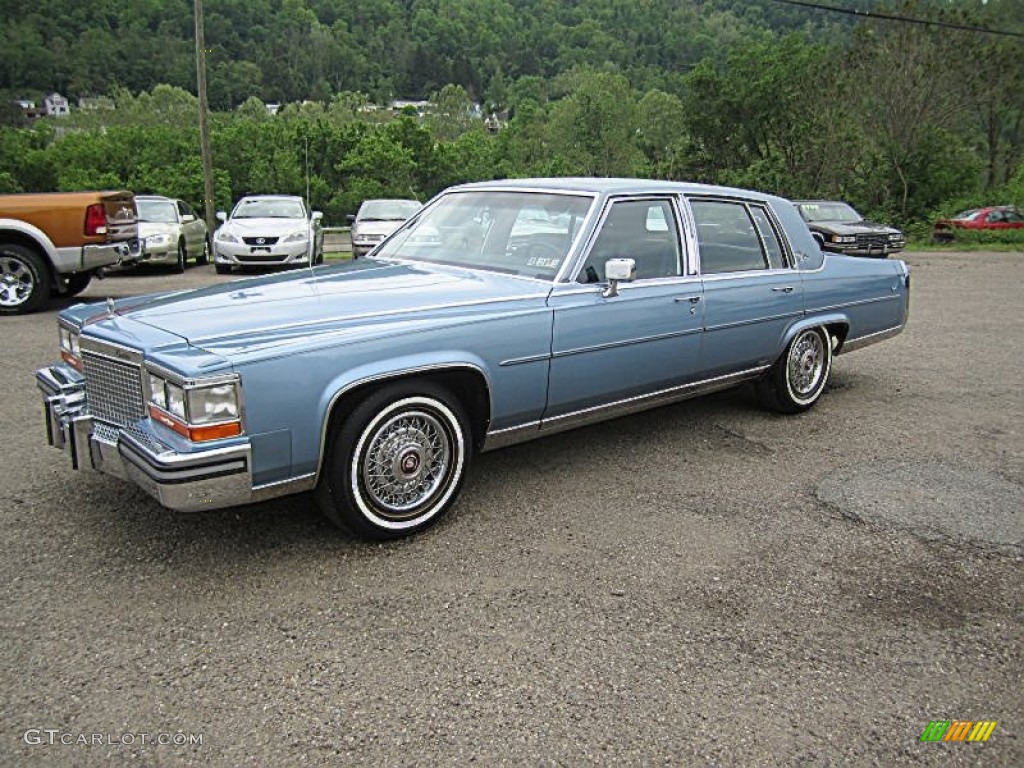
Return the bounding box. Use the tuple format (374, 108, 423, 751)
(106, 297, 116, 315)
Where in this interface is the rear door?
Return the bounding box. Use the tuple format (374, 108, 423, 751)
(687, 197, 804, 376)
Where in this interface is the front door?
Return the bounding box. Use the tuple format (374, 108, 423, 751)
(544, 197, 704, 424)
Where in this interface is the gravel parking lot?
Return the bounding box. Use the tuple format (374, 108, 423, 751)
(1, 253, 1021, 766)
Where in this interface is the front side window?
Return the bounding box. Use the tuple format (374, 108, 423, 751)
(577, 199, 682, 283)
(374, 190, 593, 279)
(691, 200, 778, 274)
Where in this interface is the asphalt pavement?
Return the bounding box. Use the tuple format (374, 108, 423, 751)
(1, 253, 1021, 766)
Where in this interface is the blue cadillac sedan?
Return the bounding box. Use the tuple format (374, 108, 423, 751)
(37, 178, 909, 539)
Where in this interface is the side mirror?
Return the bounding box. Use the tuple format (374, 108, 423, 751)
(181, 214, 196, 223)
(603, 258, 636, 298)
(311, 211, 323, 222)
(346, 214, 356, 223)
(216, 211, 227, 223)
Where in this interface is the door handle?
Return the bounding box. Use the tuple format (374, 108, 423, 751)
(771, 286, 795, 293)
(675, 295, 702, 303)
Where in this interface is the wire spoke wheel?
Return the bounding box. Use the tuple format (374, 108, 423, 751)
(360, 409, 452, 518)
(787, 329, 826, 399)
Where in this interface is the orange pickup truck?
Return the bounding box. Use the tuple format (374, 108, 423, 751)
(0, 191, 139, 314)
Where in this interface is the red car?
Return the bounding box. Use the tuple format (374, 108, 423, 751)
(934, 206, 1024, 242)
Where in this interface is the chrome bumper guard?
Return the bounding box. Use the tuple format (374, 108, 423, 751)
(36, 364, 253, 512)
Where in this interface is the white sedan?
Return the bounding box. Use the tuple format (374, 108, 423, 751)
(213, 195, 323, 273)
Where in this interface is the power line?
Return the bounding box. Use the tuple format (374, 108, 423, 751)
(767, 0, 1024, 38)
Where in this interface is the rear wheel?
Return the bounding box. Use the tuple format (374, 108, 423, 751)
(757, 327, 832, 413)
(63, 272, 92, 297)
(0, 243, 50, 315)
(316, 381, 471, 539)
(175, 240, 186, 273)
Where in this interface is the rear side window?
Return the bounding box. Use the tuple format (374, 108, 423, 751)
(749, 205, 786, 269)
(691, 200, 785, 274)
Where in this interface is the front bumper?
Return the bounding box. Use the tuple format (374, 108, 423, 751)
(215, 239, 310, 267)
(823, 243, 904, 258)
(36, 364, 254, 513)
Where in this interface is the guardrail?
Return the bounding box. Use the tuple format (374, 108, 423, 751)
(322, 226, 351, 253)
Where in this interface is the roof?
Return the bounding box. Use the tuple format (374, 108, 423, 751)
(453, 177, 786, 202)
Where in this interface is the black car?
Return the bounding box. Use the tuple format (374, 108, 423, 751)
(795, 200, 905, 258)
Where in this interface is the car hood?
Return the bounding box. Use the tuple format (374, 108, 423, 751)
(220, 217, 308, 236)
(106, 259, 549, 360)
(138, 222, 179, 238)
(811, 220, 901, 236)
(354, 220, 406, 237)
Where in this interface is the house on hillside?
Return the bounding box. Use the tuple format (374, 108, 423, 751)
(44, 93, 70, 117)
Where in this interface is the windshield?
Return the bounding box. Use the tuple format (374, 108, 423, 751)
(136, 200, 178, 223)
(798, 202, 862, 223)
(232, 198, 306, 219)
(358, 199, 422, 221)
(373, 190, 594, 279)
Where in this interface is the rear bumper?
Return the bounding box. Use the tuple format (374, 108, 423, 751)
(81, 240, 141, 271)
(36, 364, 254, 512)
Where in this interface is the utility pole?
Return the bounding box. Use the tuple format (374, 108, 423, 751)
(194, 0, 216, 233)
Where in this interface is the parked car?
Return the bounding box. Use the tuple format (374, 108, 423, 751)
(795, 200, 905, 258)
(933, 206, 1024, 242)
(348, 198, 423, 257)
(134, 195, 209, 272)
(37, 178, 909, 540)
(0, 190, 138, 314)
(213, 195, 323, 274)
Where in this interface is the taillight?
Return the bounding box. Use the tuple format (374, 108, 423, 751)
(84, 203, 107, 236)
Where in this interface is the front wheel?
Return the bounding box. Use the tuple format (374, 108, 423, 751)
(215, 263, 232, 275)
(316, 381, 471, 539)
(757, 327, 832, 413)
(197, 238, 210, 265)
(175, 241, 186, 273)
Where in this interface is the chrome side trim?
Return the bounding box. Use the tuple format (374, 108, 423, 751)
(251, 473, 317, 502)
(499, 353, 550, 367)
(553, 327, 703, 359)
(811, 294, 900, 313)
(480, 366, 769, 451)
(705, 311, 803, 334)
(838, 323, 906, 354)
(481, 421, 542, 451)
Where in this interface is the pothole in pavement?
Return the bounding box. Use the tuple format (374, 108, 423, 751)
(816, 461, 1022, 556)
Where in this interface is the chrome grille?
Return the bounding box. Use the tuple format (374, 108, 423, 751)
(856, 233, 887, 249)
(83, 351, 145, 426)
(242, 236, 279, 246)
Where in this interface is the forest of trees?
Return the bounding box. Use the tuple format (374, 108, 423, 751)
(0, 0, 1022, 239)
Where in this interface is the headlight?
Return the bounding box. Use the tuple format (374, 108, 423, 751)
(59, 324, 82, 370)
(187, 384, 240, 424)
(216, 230, 238, 243)
(165, 382, 186, 419)
(146, 234, 172, 247)
(888, 233, 904, 241)
(145, 369, 243, 442)
(832, 235, 856, 244)
(283, 230, 309, 243)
